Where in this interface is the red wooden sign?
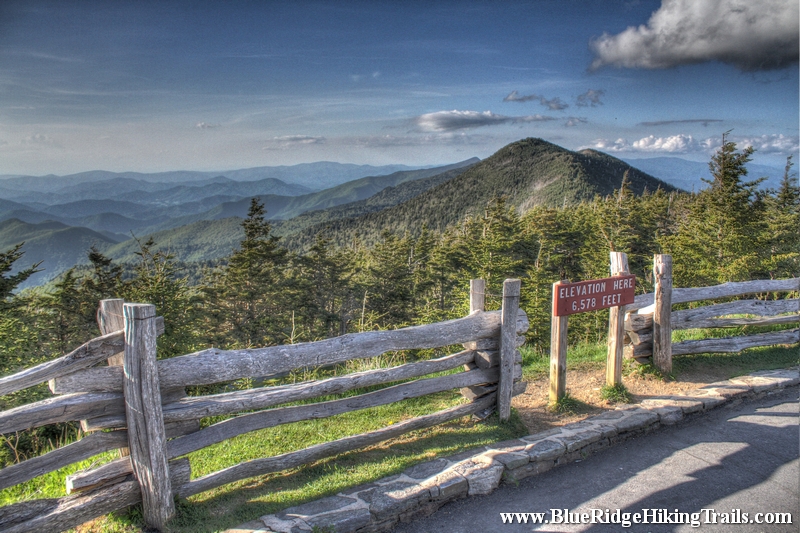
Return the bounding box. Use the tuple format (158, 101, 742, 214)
(553, 274, 636, 316)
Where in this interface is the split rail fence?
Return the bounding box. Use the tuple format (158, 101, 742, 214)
(0, 279, 528, 533)
(621, 255, 799, 373)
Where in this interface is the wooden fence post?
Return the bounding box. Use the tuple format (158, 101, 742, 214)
(653, 255, 673, 375)
(97, 299, 130, 458)
(549, 281, 568, 405)
(123, 303, 174, 531)
(98, 299, 125, 365)
(498, 279, 520, 421)
(606, 252, 630, 387)
(470, 278, 485, 314)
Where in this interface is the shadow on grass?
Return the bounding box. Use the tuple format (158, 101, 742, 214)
(152, 413, 528, 533)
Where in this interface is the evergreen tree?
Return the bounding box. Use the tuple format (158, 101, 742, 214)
(0, 244, 44, 379)
(124, 237, 198, 358)
(41, 269, 95, 354)
(0, 244, 40, 310)
(203, 198, 290, 348)
(358, 231, 414, 328)
(78, 246, 124, 304)
(293, 235, 356, 338)
(665, 133, 767, 285)
(764, 155, 800, 278)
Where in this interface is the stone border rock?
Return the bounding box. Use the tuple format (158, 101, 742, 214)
(226, 368, 799, 533)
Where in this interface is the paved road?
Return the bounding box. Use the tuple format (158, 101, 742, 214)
(392, 387, 799, 533)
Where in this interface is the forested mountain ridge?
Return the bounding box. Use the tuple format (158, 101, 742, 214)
(271, 162, 479, 238)
(282, 138, 678, 250)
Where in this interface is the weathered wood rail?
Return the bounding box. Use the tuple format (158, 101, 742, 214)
(623, 260, 799, 371)
(0, 281, 528, 533)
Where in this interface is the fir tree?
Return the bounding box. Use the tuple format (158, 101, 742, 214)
(203, 198, 290, 348)
(666, 133, 767, 285)
(764, 155, 800, 278)
(0, 244, 40, 310)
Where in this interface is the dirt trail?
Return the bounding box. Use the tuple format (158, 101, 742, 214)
(511, 366, 732, 434)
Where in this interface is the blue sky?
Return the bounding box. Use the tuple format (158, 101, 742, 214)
(0, 0, 797, 175)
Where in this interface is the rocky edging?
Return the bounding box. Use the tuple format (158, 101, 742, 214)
(228, 368, 799, 533)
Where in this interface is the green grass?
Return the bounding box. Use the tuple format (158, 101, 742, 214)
(549, 393, 591, 415)
(1, 388, 527, 533)
(0, 449, 118, 506)
(599, 383, 632, 404)
(520, 341, 607, 380)
(672, 343, 799, 378)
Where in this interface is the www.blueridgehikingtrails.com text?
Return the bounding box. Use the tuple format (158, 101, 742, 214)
(500, 509, 793, 528)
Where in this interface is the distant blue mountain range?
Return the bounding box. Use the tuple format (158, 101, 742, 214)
(622, 157, 786, 192)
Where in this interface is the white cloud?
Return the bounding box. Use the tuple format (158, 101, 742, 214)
(414, 110, 555, 132)
(632, 134, 698, 152)
(586, 134, 699, 153)
(195, 122, 220, 129)
(590, 0, 799, 72)
(737, 134, 800, 154)
(585, 133, 799, 155)
(586, 138, 636, 152)
(263, 135, 326, 150)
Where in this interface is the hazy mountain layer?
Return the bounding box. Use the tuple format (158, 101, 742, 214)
(0, 219, 118, 288)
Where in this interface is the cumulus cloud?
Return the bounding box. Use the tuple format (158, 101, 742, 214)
(584, 133, 799, 155)
(639, 119, 722, 127)
(195, 122, 220, 129)
(590, 0, 799, 72)
(503, 91, 569, 110)
(586, 134, 701, 153)
(575, 89, 605, 107)
(414, 110, 555, 132)
(737, 134, 800, 154)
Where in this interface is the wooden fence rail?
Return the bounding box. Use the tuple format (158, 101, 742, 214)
(0, 279, 527, 533)
(623, 260, 799, 371)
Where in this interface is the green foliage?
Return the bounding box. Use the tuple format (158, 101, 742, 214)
(599, 383, 632, 404)
(663, 133, 768, 285)
(0, 243, 40, 307)
(549, 393, 587, 414)
(123, 238, 200, 358)
(201, 198, 293, 348)
(764, 155, 800, 279)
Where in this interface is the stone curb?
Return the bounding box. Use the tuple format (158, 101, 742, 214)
(227, 368, 799, 533)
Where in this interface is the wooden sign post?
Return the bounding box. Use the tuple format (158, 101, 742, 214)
(550, 267, 636, 404)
